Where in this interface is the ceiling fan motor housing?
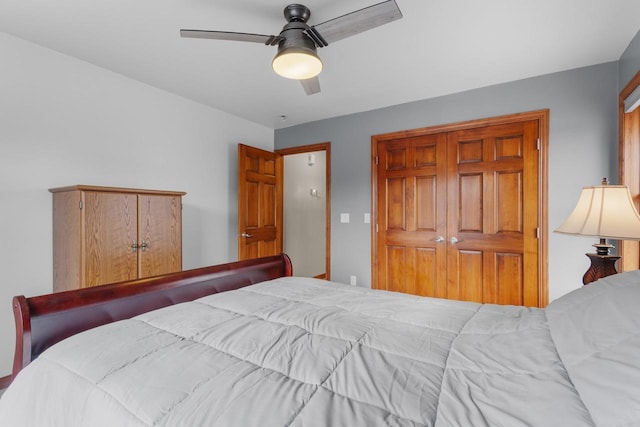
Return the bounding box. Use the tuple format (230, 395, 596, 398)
(283, 4, 311, 23)
(277, 22, 318, 53)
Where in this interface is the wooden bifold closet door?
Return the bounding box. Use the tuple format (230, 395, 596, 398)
(372, 112, 547, 307)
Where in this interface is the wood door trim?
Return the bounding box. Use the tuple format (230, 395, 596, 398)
(618, 70, 640, 271)
(276, 142, 331, 280)
(372, 110, 550, 141)
(371, 110, 549, 306)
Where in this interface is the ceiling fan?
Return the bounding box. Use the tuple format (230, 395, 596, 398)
(180, 1, 402, 95)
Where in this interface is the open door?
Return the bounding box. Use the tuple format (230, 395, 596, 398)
(237, 144, 283, 260)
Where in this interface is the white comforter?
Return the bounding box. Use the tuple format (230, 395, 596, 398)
(1, 273, 639, 426)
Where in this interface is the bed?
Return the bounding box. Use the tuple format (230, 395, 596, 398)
(0, 254, 639, 426)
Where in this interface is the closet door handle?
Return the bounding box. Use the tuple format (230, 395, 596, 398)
(241, 232, 253, 238)
(434, 236, 445, 243)
(450, 236, 460, 244)
(131, 240, 138, 253)
(139, 241, 148, 252)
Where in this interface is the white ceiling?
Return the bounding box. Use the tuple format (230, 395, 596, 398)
(2, 1, 639, 129)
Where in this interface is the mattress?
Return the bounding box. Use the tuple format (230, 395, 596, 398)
(1, 273, 639, 426)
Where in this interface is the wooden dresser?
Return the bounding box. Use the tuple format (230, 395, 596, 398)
(50, 185, 186, 292)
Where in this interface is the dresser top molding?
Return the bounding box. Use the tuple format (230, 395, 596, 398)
(49, 185, 186, 197)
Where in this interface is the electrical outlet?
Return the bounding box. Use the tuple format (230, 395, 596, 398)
(350, 275, 357, 286)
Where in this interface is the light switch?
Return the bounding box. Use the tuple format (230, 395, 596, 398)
(364, 213, 371, 223)
(340, 213, 350, 223)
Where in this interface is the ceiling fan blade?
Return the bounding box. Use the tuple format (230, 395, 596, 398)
(310, 0, 402, 45)
(300, 77, 321, 95)
(180, 29, 281, 45)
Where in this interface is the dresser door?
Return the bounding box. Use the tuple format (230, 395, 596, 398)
(138, 194, 183, 278)
(82, 191, 138, 287)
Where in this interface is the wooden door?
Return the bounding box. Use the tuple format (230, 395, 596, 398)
(375, 133, 448, 296)
(372, 112, 547, 307)
(83, 191, 138, 287)
(138, 194, 183, 277)
(446, 120, 539, 306)
(238, 144, 283, 260)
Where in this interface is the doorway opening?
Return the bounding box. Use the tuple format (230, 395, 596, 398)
(277, 143, 331, 279)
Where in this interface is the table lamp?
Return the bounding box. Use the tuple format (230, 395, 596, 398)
(555, 178, 640, 284)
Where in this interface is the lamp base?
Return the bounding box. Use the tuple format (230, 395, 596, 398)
(582, 253, 620, 285)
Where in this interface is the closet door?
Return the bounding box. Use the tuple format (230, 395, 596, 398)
(375, 133, 448, 297)
(372, 112, 546, 307)
(138, 194, 183, 278)
(446, 120, 539, 306)
(83, 191, 138, 287)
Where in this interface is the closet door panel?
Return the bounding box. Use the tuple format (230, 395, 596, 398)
(496, 171, 523, 233)
(457, 173, 483, 232)
(385, 245, 407, 293)
(416, 176, 437, 231)
(415, 247, 439, 297)
(495, 252, 524, 305)
(447, 249, 482, 302)
(376, 135, 447, 297)
(387, 177, 406, 230)
(447, 120, 538, 305)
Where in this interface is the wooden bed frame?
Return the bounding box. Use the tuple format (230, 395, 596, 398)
(11, 254, 292, 380)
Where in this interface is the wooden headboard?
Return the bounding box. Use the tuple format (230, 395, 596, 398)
(12, 254, 292, 380)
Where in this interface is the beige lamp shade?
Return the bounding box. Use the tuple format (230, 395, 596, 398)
(555, 184, 640, 240)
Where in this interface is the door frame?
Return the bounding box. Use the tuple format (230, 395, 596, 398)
(371, 110, 549, 305)
(276, 142, 332, 279)
(619, 69, 640, 271)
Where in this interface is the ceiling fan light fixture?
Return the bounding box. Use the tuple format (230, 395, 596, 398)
(272, 49, 323, 80)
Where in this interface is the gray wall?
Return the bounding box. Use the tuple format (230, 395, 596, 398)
(275, 62, 619, 302)
(620, 30, 640, 92)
